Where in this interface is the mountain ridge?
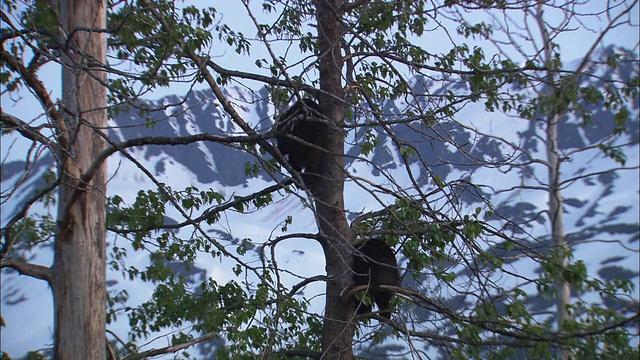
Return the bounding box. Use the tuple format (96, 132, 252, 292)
(1, 49, 638, 357)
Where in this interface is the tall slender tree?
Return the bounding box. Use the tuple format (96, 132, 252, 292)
(54, 0, 108, 357)
(2, 0, 108, 358)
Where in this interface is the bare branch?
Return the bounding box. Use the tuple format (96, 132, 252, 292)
(0, 49, 64, 137)
(0, 258, 52, 284)
(206, 59, 317, 95)
(122, 331, 219, 360)
(0, 110, 59, 153)
(1, 177, 60, 258)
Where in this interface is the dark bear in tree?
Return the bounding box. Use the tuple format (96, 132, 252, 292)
(275, 99, 327, 185)
(353, 238, 400, 319)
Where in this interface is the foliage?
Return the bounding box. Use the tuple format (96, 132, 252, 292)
(1, 0, 638, 359)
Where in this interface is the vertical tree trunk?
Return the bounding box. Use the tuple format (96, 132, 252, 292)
(536, 2, 570, 358)
(314, 1, 355, 359)
(547, 112, 570, 358)
(52, 0, 108, 358)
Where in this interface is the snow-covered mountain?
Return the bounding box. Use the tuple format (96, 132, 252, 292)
(1, 49, 638, 358)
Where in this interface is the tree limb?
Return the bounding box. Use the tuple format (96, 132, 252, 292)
(0, 49, 64, 137)
(1, 177, 61, 258)
(0, 258, 52, 284)
(0, 110, 59, 153)
(206, 59, 317, 95)
(109, 178, 294, 234)
(122, 331, 219, 360)
(339, 0, 369, 13)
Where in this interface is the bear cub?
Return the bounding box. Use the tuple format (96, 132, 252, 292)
(353, 238, 400, 319)
(275, 99, 327, 185)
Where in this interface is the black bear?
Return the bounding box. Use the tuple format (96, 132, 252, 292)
(353, 238, 400, 319)
(275, 99, 327, 185)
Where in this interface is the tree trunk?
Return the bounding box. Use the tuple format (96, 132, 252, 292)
(314, 1, 355, 359)
(52, 0, 108, 358)
(547, 112, 570, 359)
(536, 2, 570, 358)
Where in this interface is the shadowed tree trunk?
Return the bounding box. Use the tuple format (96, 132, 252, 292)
(52, 0, 108, 358)
(314, 0, 356, 359)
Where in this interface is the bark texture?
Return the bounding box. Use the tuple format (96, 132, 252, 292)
(314, 1, 356, 359)
(52, 0, 108, 358)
